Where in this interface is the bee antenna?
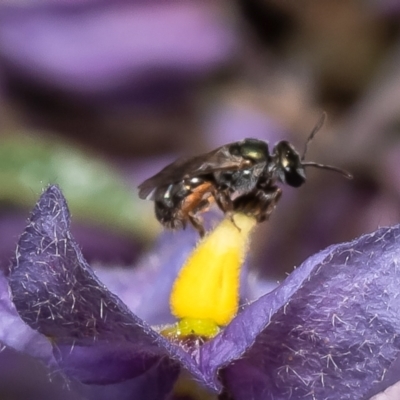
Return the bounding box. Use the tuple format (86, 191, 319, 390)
(301, 112, 327, 161)
(302, 161, 353, 179)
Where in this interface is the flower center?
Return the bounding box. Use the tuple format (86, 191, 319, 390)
(165, 213, 256, 340)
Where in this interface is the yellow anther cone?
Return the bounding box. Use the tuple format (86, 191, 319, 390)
(170, 213, 256, 327)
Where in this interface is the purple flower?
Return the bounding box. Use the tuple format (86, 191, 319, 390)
(4, 185, 400, 399)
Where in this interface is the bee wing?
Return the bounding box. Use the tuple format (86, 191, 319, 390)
(138, 157, 191, 200)
(138, 144, 246, 200)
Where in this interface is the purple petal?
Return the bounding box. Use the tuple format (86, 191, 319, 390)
(370, 381, 400, 400)
(6, 185, 240, 394)
(0, 346, 182, 400)
(72, 357, 181, 400)
(0, 347, 76, 400)
(0, 270, 56, 364)
(201, 225, 400, 398)
(94, 228, 198, 325)
(7, 185, 183, 392)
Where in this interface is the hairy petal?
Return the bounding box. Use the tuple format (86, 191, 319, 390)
(7, 185, 185, 396)
(200, 225, 400, 398)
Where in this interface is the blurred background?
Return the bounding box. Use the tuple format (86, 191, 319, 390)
(1, 0, 400, 397)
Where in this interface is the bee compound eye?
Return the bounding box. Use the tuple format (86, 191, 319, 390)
(284, 167, 306, 187)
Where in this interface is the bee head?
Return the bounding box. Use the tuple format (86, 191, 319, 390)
(273, 141, 306, 187)
(272, 112, 352, 187)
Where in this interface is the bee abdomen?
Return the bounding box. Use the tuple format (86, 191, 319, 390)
(154, 200, 186, 230)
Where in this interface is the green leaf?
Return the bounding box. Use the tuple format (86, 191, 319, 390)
(0, 133, 158, 239)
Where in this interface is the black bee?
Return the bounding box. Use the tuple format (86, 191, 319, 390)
(138, 113, 352, 237)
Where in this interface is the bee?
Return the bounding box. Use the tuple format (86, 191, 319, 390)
(138, 113, 352, 237)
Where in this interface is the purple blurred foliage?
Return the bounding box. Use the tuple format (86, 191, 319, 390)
(0, 212, 25, 270)
(202, 102, 286, 147)
(5, 185, 400, 399)
(0, 0, 238, 157)
(70, 223, 141, 266)
(371, 0, 400, 15)
(0, 0, 236, 100)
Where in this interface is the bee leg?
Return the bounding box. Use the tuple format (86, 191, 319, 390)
(188, 213, 206, 238)
(226, 210, 242, 232)
(188, 197, 213, 237)
(214, 190, 233, 213)
(214, 191, 241, 232)
(256, 187, 282, 222)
